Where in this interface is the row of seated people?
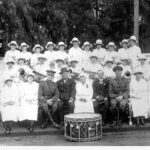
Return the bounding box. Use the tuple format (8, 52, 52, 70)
(0, 65, 149, 134)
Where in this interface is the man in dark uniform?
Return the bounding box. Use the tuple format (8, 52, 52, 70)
(92, 70, 109, 125)
(38, 69, 60, 129)
(57, 67, 76, 126)
(109, 65, 130, 127)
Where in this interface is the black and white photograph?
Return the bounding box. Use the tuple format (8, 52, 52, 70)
(0, 0, 150, 147)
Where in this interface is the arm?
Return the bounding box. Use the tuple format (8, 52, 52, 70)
(38, 82, 47, 105)
(92, 81, 97, 99)
(122, 79, 130, 99)
(109, 80, 118, 99)
(51, 85, 59, 102)
(70, 80, 76, 101)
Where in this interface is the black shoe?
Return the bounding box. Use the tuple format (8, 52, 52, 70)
(110, 121, 116, 127)
(53, 123, 61, 129)
(4, 127, 11, 134)
(29, 127, 34, 133)
(40, 122, 48, 129)
(140, 117, 145, 126)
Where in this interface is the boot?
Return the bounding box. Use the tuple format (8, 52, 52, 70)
(40, 119, 49, 129)
(109, 109, 117, 127)
(136, 117, 140, 127)
(140, 116, 145, 126)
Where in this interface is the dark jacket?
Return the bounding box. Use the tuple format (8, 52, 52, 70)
(38, 80, 59, 106)
(109, 77, 129, 100)
(92, 78, 109, 99)
(57, 78, 76, 101)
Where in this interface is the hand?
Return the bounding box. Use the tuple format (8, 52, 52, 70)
(104, 97, 108, 101)
(47, 99, 53, 105)
(93, 99, 96, 102)
(69, 99, 73, 103)
(116, 96, 123, 101)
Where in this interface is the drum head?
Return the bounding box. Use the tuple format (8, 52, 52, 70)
(65, 113, 101, 119)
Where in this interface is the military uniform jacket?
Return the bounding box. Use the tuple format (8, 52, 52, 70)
(92, 78, 109, 99)
(38, 79, 59, 105)
(109, 77, 129, 100)
(57, 78, 76, 101)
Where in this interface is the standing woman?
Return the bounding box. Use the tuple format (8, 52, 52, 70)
(130, 67, 149, 126)
(0, 77, 19, 134)
(30, 44, 43, 68)
(18, 72, 39, 133)
(56, 42, 68, 64)
(20, 42, 32, 66)
(4, 41, 20, 63)
(74, 73, 94, 113)
(81, 41, 92, 68)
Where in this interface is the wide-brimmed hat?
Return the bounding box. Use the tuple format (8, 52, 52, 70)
(37, 54, 47, 60)
(7, 41, 19, 48)
(120, 39, 128, 46)
(133, 67, 143, 75)
(5, 58, 15, 64)
(46, 69, 56, 74)
(32, 44, 43, 52)
(57, 42, 67, 48)
(45, 41, 56, 49)
(129, 35, 137, 42)
(138, 55, 147, 61)
(17, 54, 26, 61)
(90, 54, 98, 59)
(20, 42, 29, 49)
(25, 72, 35, 80)
(59, 67, 69, 74)
(55, 58, 65, 63)
(120, 56, 129, 61)
(113, 65, 123, 72)
(105, 58, 114, 64)
(82, 41, 92, 49)
(70, 37, 81, 44)
(106, 42, 116, 48)
(69, 59, 79, 63)
(79, 73, 88, 79)
(95, 39, 103, 45)
(4, 77, 13, 83)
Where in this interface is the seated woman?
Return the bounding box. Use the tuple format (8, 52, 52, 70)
(18, 72, 39, 133)
(130, 67, 149, 126)
(74, 73, 94, 113)
(0, 77, 19, 134)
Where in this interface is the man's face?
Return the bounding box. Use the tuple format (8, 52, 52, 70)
(115, 70, 122, 77)
(97, 70, 104, 79)
(61, 72, 68, 79)
(47, 72, 54, 80)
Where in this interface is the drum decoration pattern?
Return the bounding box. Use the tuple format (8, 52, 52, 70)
(64, 113, 102, 142)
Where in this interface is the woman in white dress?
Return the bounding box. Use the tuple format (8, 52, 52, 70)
(130, 67, 149, 126)
(18, 72, 39, 132)
(0, 77, 19, 134)
(74, 73, 94, 113)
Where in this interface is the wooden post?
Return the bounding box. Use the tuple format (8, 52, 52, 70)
(134, 0, 139, 45)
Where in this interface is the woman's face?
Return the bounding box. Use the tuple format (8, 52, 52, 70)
(122, 43, 128, 48)
(135, 73, 142, 80)
(7, 62, 14, 68)
(73, 42, 79, 47)
(21, 46, 27, 52)
(108, 46, 114, 51)
(96, 44, 102, 49)
(10, 44, 16, 50)
(35, 48, 41, 53)
(84, 45, 90, 51)
(80, 76, 86, 84)
(5, 80, 12, 86)
(47, 45, 54, 51)
(27, 75, 34, 82)
(18, 59, 25, 65)
(59, 45, 65, 51)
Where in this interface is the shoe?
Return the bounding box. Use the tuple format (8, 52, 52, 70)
(110, 121, 116, 127)
(140, 117, 145, 126)
(29, 127, 34, 133)
(40, 122, 48, 129)
(4, 127, 11, 134)
(53, 123, 61, 129)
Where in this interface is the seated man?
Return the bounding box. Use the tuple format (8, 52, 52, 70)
(57, 67, 76, 126)
(92, 70, 109, 125)
(109, 65, 129, 127)
(38, 69, 60, 129)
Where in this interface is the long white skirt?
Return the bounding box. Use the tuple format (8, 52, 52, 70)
(18, 97, 38, 121)
(74, 98, 94, 113)
(2, 105, 18, 122)
(131, 98, 149, 118)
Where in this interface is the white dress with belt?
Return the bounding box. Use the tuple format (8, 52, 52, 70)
(18, 82, 39, 121)
(74, 82, 94, 113)
(130, 78, 149, 118)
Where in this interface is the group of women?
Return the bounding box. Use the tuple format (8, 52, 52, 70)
(0, 35, 150, 134)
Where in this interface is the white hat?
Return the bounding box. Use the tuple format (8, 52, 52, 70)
(17, 54, 26, 61)
(20, 42, 29, 49)
(25, 72, 35, 80)
(5, 58, 15, 64)
(7, 41, 19, 48)
(38, 54, 47, 60)
(55, 58, 65, 62)
(32, 44, 44, 52)
(133, 67, 143, 75)
(106, 42, 116, 48)
(45, 41, 56, 49)
(70, 37, 80, 44)
(105, 58, 114, 64)
(129, 35, 137, 42)
(69, 58, 79, 63)
(138, 55, 147, 61)
(90, 54, 98, 59)
(120, 39, 128, 46)
(4, 76, 13, 83)
(120, 56, 129, 61)
(95, 39, 103, 45)
(79, 73, 88, 79)
(57, 42, 67, 48)
(82, 41, 92, 49)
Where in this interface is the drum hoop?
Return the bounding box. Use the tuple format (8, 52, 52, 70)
(64, 117, 101, 122)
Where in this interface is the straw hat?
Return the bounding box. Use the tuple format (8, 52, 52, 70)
(129, 35, 137, 42)
(82, 41, 92, 49)
(106, 42, 116, 48)
(120, 39, 128, 46)
(5, 58, 15, 64)
(37, 54, 47, 60)
(57, 42, 67, 48)
(133, 67, 143, 74)
(70, 37, 81, 44)
(20, 42, 29, 49)
(25, 72, 35, 80)
(138, 55, 147, 61)
(95, 39, 103, 45)
(45, 41, 56, 49)
(113, 65, 123, 72)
